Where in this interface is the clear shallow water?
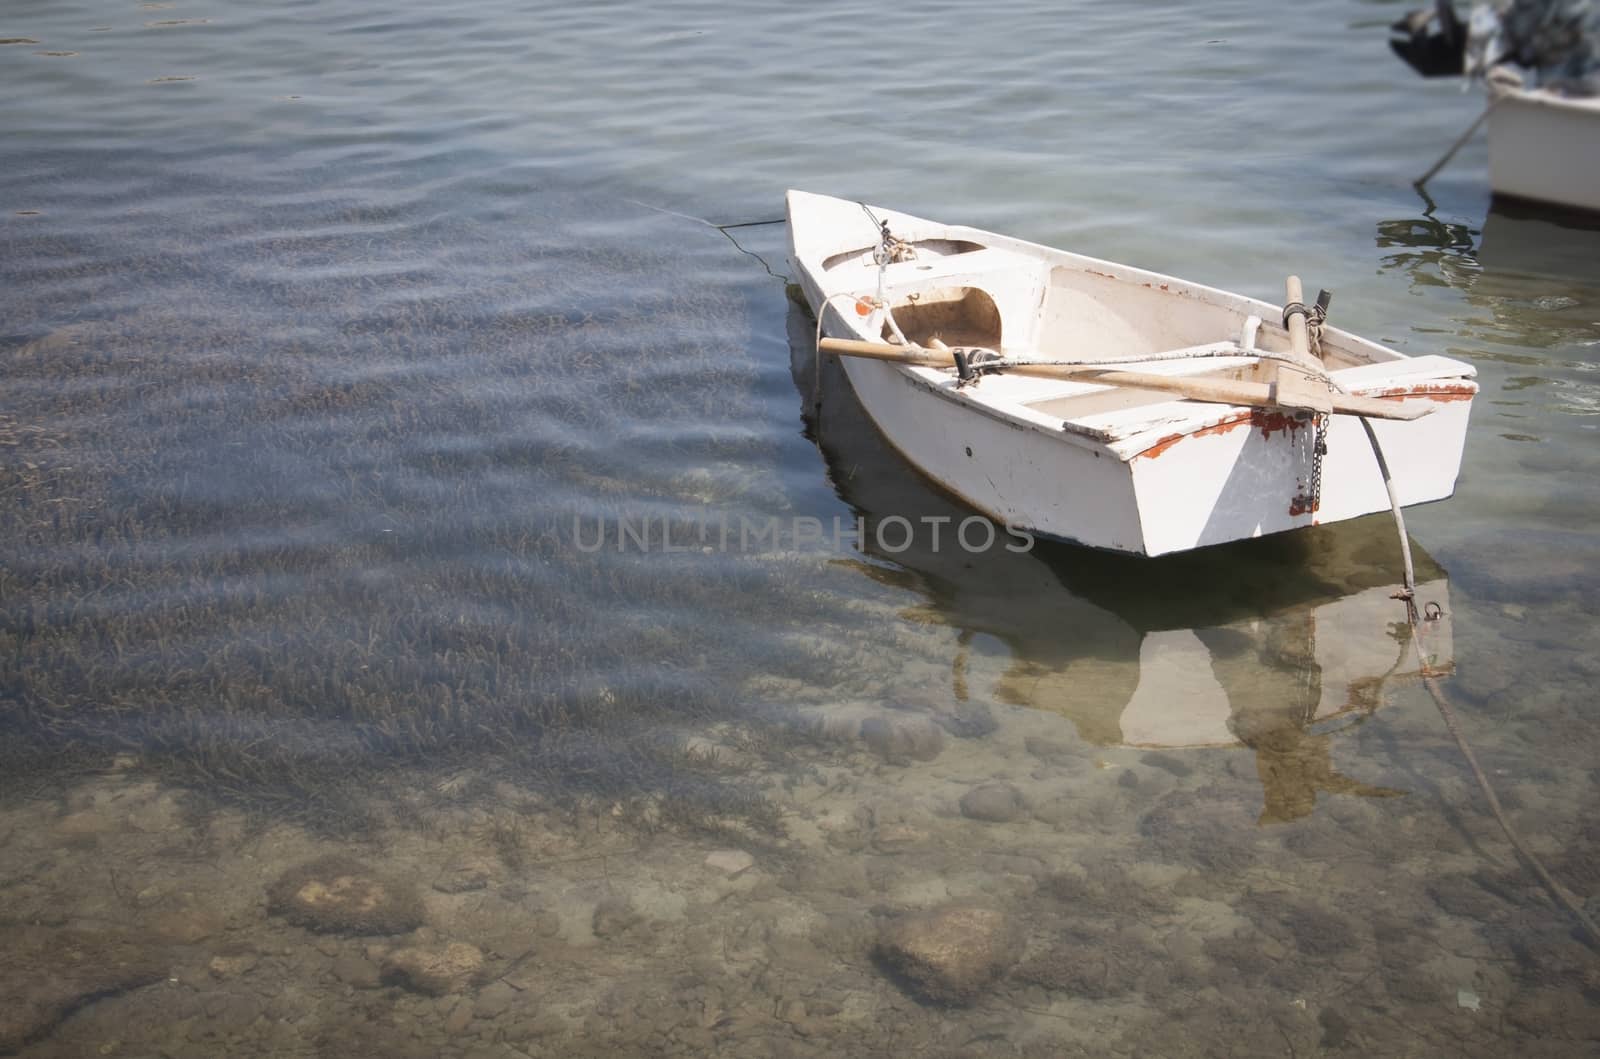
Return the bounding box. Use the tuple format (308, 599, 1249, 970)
(3, 1, 1600, 1055)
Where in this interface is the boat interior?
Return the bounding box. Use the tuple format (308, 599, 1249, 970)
(818, 233, 1405, 436)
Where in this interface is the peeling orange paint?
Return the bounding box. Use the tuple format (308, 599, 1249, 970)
(1137, 409, 1308, 460)
(1134, 384, 1474, 460)
(1360, 383, 1476, 403)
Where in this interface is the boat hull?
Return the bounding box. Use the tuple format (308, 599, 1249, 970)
(788, 190, 1476, 556)
(1126, 398, 1472, 556)
(837, 348, 1471, 556)
(839, 353, 1146, 550)
(1488, 87, 1600, 214)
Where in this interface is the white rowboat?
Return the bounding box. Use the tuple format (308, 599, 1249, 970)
(1487, 83, 1600, 213)
(786, 190, 1478, 557)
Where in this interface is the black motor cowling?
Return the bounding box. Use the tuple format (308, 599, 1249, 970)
(1390, 1, 1468, 77)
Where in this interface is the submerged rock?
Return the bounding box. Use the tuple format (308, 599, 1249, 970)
(959, 782, 1025, 823)
(331, 952, 383, 989)
(474, 980, 519, 1019)
(860, 715, 944, 764)
(1139, 751, 1194, 777)
(380, 941, 485, 996)
(1014, 926, 1147, 999)
(931, 701, 998, 739)
(150, 904, 226, 944)
(207, 950, 260, 979)
(432, 854, 494, 895)
(873, 905, 1016, 1006)
(443, 996, 474, 1033)
(0, 926, 167, 1053)
(871, 821, 930, 853)
(56, 809, 116, 837)
(1318, 1007, 1351, 1049)
(1138, 788, 1257, 874)
(1239, 889, 1359, 958)
(267, 855, 425, 936)
(704, 849, 755, 877)
(1426, 875, 1504, 921)
(1041, 859, 1177, 918)
(1023, 735, 1077, 764)
(591, 895, 645, 939)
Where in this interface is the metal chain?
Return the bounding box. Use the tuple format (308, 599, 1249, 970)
(1310, 412, 1328, 512)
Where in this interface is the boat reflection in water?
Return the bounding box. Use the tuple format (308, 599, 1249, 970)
(788, 301, 1454, 824)
(1376, 198, 1600, 303)
(1377, 198, 1600, 420)
(1477, 199, 1600, 285)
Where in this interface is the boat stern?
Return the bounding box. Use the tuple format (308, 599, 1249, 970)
(1125, 381, 1476, 556)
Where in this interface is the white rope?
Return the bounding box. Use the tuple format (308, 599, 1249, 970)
(928, 343, 1334, 381)
(811, 291, 890, 413)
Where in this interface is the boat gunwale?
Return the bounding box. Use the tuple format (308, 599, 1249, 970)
(834, 317, 1478, 462)
(789, 190, 1478, 462)
(1489, 82, 1600, 114)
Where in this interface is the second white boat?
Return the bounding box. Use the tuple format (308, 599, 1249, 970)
(1487, 82, 1600, 213)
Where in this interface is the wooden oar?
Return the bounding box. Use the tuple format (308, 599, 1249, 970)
(817, 337, 1430, 422)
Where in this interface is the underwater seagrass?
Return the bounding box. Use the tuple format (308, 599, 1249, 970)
(0, 185, 862, 833)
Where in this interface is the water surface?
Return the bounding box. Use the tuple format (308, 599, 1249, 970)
(3, 1, 1599, 1055)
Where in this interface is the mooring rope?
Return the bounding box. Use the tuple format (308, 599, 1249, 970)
(811, 291, 884, 414)
(1356, 413, 1600, 948)
(804, 243, 1596, 944)
(622, 198, 788, 279)
(621, 197, 783, 231)
(1415, 97, 1502, 189)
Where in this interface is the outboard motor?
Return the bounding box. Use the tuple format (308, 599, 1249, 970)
(1390, 0, 1469, 76)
